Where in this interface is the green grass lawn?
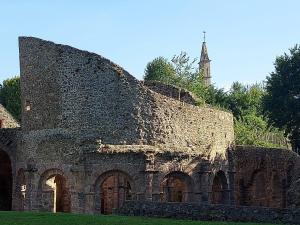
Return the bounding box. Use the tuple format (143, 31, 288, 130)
(0, 211, 278, 225)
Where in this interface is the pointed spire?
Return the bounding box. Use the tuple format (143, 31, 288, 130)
(199, 31, 211, 86)
(200, 31, 209, 61)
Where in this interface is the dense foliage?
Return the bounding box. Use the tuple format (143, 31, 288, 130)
(225, 83, 287, 147)
(263, 45, 300, 151)
(144, 57, 176, 84)
(144, 53, 287, 148)
(0, 76, 21, 121)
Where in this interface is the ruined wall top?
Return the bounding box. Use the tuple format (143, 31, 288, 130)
(143, 81, 198, 105)
(19, 37, 234, 156)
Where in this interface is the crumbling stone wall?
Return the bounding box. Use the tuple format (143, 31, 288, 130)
(149, 93, 234, 158)
(232, 146, 300, 208)
(7, 36, 300, 219)
(143, 81, 198, 105)
(19, 37, 234, 157)
(7, 36, 299, 218)
(116, 201, 300, 224)
(13, 37, 235, 214)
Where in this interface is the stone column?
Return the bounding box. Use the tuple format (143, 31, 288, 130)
(227, 170, 236, 205)
(71, 164, 88, 213)
(25, 167, 38, 211)
(144, 152, 157, 201)
(198, 161, 211, 203)
(144, 172, 154, 201)
(151, 172, 161, 202)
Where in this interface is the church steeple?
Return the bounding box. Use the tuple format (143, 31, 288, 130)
(199, 31, 211, 86)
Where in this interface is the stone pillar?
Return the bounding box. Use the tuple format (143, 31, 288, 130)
(227, 170, 236, 205)
(25, 167, 38, 211)
(144, 172, 154, 201)
(198, 161, 211, 203)
(151, 172, 161, 202)
(71, 164, 86, 213)
(144, 152, 157, 201)
(227, 148, 236, 205)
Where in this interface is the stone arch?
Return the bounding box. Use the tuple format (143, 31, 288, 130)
(94, 170, 135, 214)
(15, 169, 26, 211)
(160, 171, 194, 202)
(37, 169, 71, 213)
(0, 149, 12, 210)
(211, 170, 229, 204)
(238, 169, 268, 206)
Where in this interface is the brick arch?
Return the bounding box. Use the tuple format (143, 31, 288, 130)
(37, 169, 71, 213)
(240, 169, 267, 207)
(94, 170, 135, 214)
(211, 170, 229, 204)
(0, 149, 12, 210)
(160, 171, 194, 202)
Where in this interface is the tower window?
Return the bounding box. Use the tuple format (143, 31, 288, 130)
(25, 101, 31, 111)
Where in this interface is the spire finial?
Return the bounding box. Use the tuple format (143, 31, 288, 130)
(203, 31, 206, 42)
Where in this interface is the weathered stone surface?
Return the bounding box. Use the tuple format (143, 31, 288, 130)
(232, 146, 300, 208)
(143, 81, 199, 105)
(116, 201, 300, 224)
(0, 104, 19, 128)
(9, 37, 234, 214)
(19, 37, 234, 157)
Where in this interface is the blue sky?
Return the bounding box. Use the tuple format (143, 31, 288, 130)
(1, 0, 299, 89)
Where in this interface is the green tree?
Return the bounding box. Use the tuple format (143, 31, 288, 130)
(0, 76, 21, 121)
(263, 45, 300, 151)
(225, 82, 285, 147)
(144, 57, 176, 84)
(226, 82, 265, 118)
(171, 51, 199, 87)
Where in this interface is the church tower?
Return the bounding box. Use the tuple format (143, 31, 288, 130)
(199, 31, 211, 86)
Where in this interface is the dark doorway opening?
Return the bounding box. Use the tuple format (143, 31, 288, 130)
(0, 150, 12, 210)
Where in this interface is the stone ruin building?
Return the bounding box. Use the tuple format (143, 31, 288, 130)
(0, 37, 300, 215)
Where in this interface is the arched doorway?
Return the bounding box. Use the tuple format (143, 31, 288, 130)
(98, 170, 133, 215)
(0, 150, 12, 210)
(38, 170, 71, 213)
(211, 170, 228, 204)
(160, 171, 194, 202)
